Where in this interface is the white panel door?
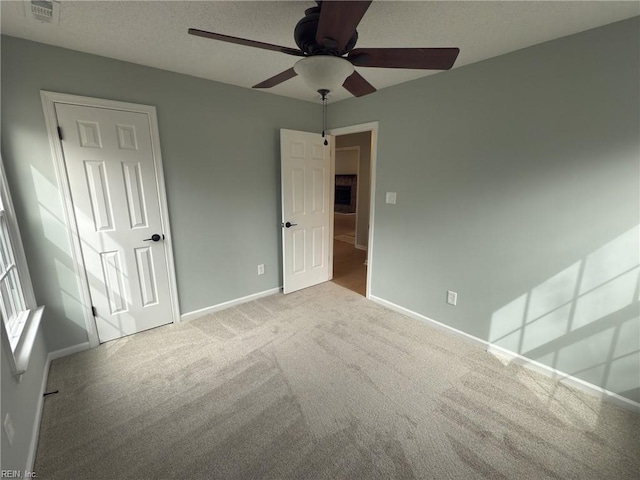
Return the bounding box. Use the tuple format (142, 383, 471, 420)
(55, 103, 174, 342)
(281, 129, 332, 294)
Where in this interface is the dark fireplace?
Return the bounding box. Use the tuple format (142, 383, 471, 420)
(335, 175, 357, 213)
(335, 186, 351, 205)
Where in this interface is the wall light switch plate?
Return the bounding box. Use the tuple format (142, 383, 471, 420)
(257, 264, 265, 275)
(447, 291, 458, 306)
(386, 192, 397, 204)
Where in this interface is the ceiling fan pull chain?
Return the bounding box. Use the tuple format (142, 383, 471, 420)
(323, 96, 327, 145)
(320, 89, 329, 146)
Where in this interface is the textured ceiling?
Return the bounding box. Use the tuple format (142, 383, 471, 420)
(1, 1, 638, 103)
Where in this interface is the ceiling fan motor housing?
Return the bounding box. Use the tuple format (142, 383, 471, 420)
(294, 6, 358, 56)
(187, 1, 460, 98)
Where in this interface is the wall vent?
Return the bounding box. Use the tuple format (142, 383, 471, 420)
(30, 1, 60, 24)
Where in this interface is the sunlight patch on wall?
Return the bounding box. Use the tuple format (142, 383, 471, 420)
(53, 257, 80, 297)
(579, 225, 639, 294)
(33, 166, 89, 334)
(615, 317, 640, 357)
(527, 261, 580, 322)
(488, 225, 640, 401)
(521, 304, 572, 352)
(572, 267, 638, 330)
(31, 165, 72, 253)
(555, 327, 616, 385)
(607, 352, 640, 397)
(488, 293, 526, 350)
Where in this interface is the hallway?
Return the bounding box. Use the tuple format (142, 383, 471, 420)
(332, 214, 367, 296)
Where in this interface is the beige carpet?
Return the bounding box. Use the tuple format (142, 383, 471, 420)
(36, 283, 640, 479)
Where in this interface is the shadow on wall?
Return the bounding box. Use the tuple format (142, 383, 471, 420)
(489, 225, 640, 403)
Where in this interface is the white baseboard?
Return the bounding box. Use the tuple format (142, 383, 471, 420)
(355, 244, 367, 251)
(25, 341, 91, 473)
(369, 295, 640, 414)
(370, 295, 489, 350)
(48, 341, 91, 361)
(181, 287, 281, 322)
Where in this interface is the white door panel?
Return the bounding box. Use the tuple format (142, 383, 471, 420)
(55, 103, 173, 342)
(281, 129, 332, 294)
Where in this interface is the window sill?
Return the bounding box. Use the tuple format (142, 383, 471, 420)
(3, 305, 45, 381)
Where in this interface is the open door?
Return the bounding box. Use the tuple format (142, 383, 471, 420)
(280, 129, 333, 294)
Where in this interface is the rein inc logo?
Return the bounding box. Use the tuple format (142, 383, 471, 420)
(1, 472, 36, 478)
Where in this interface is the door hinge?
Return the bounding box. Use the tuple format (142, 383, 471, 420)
(57, 126, 63, 141)
(91, 305, 97, 317)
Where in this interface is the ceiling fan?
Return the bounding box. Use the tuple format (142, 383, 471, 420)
(188, 0, 460, 99)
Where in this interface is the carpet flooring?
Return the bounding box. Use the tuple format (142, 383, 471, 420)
(36, 282, 640, 479)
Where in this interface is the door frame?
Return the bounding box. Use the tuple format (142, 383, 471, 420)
(328, 122, 378, 299)
(40, 91, 181, 347)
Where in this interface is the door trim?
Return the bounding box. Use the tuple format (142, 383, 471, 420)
(328, 122, 379, 299)
(40, 91, 181, 347)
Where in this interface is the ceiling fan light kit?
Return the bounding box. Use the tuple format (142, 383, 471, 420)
(293, 56, 354, 94)
(188, 1, 460, 143)
(189, 0, 460, 98)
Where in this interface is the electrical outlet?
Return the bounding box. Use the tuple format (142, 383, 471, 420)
(3, 413, 15, 447)
(447, 290, 458, 306)
(257, 264, 265, 275)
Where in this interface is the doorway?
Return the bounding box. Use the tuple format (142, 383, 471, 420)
(278, 122, 378, 298)
(330, 128, 375, 297)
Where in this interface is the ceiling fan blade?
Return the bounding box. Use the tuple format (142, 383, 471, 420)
(252, 68, 298, 89)
(343, 71, 377, 97)
(348, 47, 460, 70)
(315, 1, 372, 52)
(188, 28, 304, 57)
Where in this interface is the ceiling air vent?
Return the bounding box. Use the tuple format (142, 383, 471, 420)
(30, 1, 60, 24)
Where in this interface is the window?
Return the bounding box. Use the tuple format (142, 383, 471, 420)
(0, 205, 28, 349)
(0, 156, 44, 377)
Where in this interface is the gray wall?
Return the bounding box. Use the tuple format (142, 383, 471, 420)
(332, 17, 640, 402)
(0, 36, 320, 468)
(335, 148, 359, 175)
(1, 35, 320, 352)
(1, 23, 638, 477)
(336, 132, 371, 248)
(1, 329, 48, 472)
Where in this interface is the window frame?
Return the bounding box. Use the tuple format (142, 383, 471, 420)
(0, 155, 44, 379)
